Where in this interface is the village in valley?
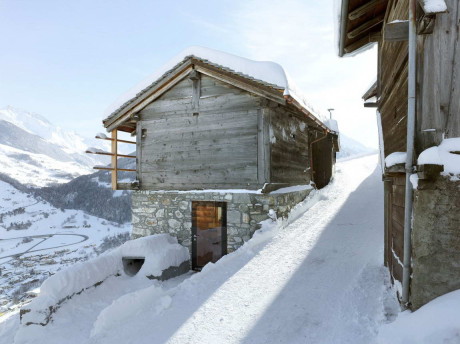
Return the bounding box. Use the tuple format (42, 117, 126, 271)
(1, 1, 459, 343)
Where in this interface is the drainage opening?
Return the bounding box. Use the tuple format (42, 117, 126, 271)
(122, 257, 145, 276)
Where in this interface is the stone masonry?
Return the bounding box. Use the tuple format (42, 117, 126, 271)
(411, 175, 460, 310)
(132, 188, 312, 253)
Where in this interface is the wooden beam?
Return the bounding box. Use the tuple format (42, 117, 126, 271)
(190, 70, 201, 111)
(349, 0, 380, 21)
(347, 14, 385, 39)
(364, 102, 379, 108)
(384, 21, 409, 41)
(417, 164, 444, 180)
(86, 150, 136, 158)
(344, 31, 381, 53)
(193, 62, 286, 105)
(93, 166, 136, 172)
(417, 13, 436, 35)
(95, 135, 136, 144)
(111, 130, 118, 190)
(136, 121, 142, 184)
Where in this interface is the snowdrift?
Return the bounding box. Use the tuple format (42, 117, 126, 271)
(377, 289, 460, 344)
(19, 234, 189, 326)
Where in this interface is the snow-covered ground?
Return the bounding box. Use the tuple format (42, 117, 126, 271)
(2, 154, 409, 344)
(0, 180, 130, 313)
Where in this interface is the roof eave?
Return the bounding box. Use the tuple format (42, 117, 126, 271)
(339, 0, 350, 57)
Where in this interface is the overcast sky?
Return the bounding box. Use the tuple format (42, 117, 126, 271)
(0, 0, 378, 147)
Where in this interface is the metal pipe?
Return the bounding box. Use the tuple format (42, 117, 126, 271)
(402, 0, 417, 307)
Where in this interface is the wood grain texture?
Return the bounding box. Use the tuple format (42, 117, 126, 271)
(269, 107, 311, 184)
(138, 75, 261, 189)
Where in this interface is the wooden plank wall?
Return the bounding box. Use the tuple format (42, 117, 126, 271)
(381, 0, 460, 157)
(379, 0, 409, 157)
(416, 0, 460, 153)
(268, 106, 311, 184)
(386, 174, 405, 285)
(138, 75, 261, 189)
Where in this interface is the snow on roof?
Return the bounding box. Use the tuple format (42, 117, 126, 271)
(104, 46, 331, 129)
(420, 0, 447, 14)
(324, 119, 339, 132)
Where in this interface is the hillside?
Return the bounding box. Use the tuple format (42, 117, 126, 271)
(0, 107, 108, 187)
(0, 179, 130, 313)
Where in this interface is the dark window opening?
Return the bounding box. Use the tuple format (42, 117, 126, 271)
(122, 257, 145, 276)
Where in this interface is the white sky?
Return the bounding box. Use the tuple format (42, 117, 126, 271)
(0, 0, 378, 148)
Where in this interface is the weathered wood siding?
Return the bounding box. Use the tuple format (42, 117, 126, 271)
(416, 0, 460, 152)
(380, 0, 460, 157)
(137, 75, 262, 190)
(379, 0, 409, 157)
(268, 106, 311, 184)
(384, 173, 405, 285)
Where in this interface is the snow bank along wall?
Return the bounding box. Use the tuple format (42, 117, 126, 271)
(101, 51, 338, 270)
(339, 0, 460, 309)
(20, 235, 189, 326)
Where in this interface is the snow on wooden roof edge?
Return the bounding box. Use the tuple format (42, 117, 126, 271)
(104, 46, 333, 131)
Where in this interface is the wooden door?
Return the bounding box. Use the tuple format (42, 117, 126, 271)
(312, 135, 333, 189)
(192, 201, 227, 270)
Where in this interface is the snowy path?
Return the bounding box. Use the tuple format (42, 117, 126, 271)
(3, 154, 397, 344)
(89, 154, 395, 344)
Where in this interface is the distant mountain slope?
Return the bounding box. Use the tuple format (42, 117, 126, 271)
(34, 169, 133, 224)
(338, 133, 377, 159)
(0, 106, 106, 158)
(0, 107, 108, 187)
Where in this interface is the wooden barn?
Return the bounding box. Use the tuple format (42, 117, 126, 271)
(338, 0, 460, 309)
(98, 47, 339, 270)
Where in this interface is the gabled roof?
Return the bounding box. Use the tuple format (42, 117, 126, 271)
(103, 46, 335, 133)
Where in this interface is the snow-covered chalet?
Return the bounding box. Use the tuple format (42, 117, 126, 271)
(101, 47, 339, 270)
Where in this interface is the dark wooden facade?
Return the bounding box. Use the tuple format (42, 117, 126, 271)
(339, 0, 460, 306)
(103, 55, 339, 192)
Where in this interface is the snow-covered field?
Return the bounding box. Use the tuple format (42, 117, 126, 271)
(2, 154, 458, 344)
(0, 180, 130, 314)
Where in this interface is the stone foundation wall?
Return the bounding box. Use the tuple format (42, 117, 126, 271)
(411, 175, 460, 309)
(132, 188, 312, 253)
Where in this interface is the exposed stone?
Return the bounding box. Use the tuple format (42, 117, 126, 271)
(227, 210, 241, 224)
(132, 187, 312, 254)
(233, 193, 251, 204)
(411, 176, 460, 310)
(179, 201, 189, 210)
(168, 219, 181, 230)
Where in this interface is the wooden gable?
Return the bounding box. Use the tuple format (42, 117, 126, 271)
(137, 73, 263, 190)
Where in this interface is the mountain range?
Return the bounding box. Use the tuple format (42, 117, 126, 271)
(0, 106, 109, 187)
